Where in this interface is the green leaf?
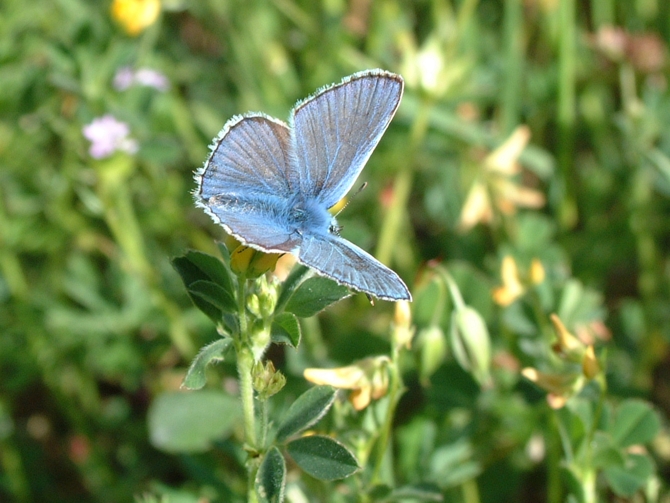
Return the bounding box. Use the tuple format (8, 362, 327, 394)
(173, 269, 223, 323)
(275, 386, 336, 442)
(216, 241, 231, 264)
(271, 312, 301, 348)
(275, 265, 312, 312)
(591, 431, 624, 470)
(255, 446, 286, 503)
(175, 250, 234, 292)
(604, 453, 655, 497)
(429, 439, 481, 488)
(182, 338, 233, 390)
(148, 390, 241, 453)
(286, 435, 360, 480)
(609, 399, 660, 447)
(172, 250, 237, 322)
(188, 280, 236, 313)
(284, 277, 351, 317)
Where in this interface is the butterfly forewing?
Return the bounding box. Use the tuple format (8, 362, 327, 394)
(197, 114, 293, 201)
(289, 70, 404, 209)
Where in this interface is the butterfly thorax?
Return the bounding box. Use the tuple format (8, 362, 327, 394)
(290, 197, 335, 236)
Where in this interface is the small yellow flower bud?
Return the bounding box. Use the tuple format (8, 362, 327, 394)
(550, 314, 583, 357)
(582, 345, 601, 379)
(393, 300, 415, 349)
(492, 256, 525, 306)
(529, 258, 546, 285)
(230, 246, 281, 279)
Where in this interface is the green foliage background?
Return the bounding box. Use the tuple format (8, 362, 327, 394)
(2, 0, 670, 501)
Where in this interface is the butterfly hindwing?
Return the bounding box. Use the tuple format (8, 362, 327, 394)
(298, 232, 411, 301)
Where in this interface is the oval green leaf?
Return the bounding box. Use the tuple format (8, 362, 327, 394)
(148, 390, 241, 453)
(286, 435, 359, 481)
(609, 399, 661, 448)
(182, 338, 233, 390)
(189, 279, 236, 313)
(284, 277, 351, 318)
(173, 251, 237, 322)
(604, 453, 655, 497)
(276, 385, 336, 442)
(271, 312, 301, 348)
(255, 446, 286, 503)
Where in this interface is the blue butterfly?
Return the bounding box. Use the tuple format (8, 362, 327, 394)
(195, 69, 411, 301)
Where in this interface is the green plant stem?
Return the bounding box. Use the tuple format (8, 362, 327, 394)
(462, 478, 481, 503)
(370, 349, 404, 485)
(591, 0, 615, 27)
(581, 372, 608, 503)
(258, 397, 269, 450)
(375, 98, 431, 266)
(547, 413, 563, 503)
(557, 0, 577, 229)
(235, 278, 259, 503)
(501, 0, 524, 135)
(237, 347, 257, 450)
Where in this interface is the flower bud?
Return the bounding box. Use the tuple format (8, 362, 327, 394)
(529, 259, 545, 285)
(392, 300, 415, 349)
(450, 306, 492, 386)
(247, 293, 261, 318)
(252, 360, 286, 400)
(582, 345, 600, 379)
(230, 245, 281, 279)
(250, 320, 271, 361)
(550, 314, 583, 359)
(415, 325, 447, 384)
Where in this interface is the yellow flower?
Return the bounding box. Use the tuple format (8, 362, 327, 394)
(459, 181, 493, 231)
(550, 313, 583, 357)
(521, 367, 579, 409)
(111, 0, 160, 36)
(230, 245, 281, 279)
(492, 256, 525, 306)
(303, 356, 390, 411)
(459, 126, 545, 231)
(492, 256, 546, 306)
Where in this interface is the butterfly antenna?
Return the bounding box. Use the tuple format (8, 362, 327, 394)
(334, 182, 368, 219)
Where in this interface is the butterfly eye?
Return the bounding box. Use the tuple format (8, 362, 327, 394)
(329, 223, 343, 236)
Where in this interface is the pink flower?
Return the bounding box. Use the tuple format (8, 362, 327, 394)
(113, 66, 169, 91)
(113, 67, 135, 90)
(82, 115, 139, 159)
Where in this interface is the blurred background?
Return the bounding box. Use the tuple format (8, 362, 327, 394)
(2, 0, 670, 501)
